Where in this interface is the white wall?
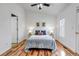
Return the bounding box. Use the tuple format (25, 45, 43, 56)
(0, 3, 57, 55)
(0, 4, 26, 55)
(57, 4, 79, 52)
(24, 11, 57, 38)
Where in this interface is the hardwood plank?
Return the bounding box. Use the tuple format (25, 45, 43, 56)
(32, 50, 38, 56)
(27, 50, 34, 56)
(38, 50, 44, 56)
(47, 50, 52, 56)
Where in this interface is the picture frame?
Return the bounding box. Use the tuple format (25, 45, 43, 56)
(36, 22, 40, 27)
(42, 22, 45, 27)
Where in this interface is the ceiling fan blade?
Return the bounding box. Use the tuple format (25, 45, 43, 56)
(43, 3, 50, 7)
(31, 4, 38, 6)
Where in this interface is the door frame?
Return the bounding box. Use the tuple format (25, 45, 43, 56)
(11, 13, 18, 47)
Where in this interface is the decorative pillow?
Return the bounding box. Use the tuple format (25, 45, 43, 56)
(35, 30, 40, 35)
(41, 30, 46, 35)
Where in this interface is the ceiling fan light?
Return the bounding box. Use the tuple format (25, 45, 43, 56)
(39, 4, 43, 8)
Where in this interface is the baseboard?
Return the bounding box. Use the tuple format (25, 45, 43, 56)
(56, 40, 77, 56)
(0, 48, 12, 56)
(0, 39, 26, 56)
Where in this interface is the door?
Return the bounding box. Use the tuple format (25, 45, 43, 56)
(11, 17, 18, 47)
(76, 9, 79, 54)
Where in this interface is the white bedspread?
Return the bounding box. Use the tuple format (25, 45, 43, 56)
(25, 35, 56, 52)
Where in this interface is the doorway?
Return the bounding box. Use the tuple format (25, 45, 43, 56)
(11, 14, 18, 48)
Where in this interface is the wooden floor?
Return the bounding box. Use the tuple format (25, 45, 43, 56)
(1, 40, 75, 56)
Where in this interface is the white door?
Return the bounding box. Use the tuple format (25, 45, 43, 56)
(76, 9, 79, 54)
(11, 17, 17, 44)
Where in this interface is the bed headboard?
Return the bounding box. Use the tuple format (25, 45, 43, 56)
(29, 22, 53, 35)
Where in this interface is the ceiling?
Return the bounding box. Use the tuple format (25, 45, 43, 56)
(19, 3, 71, 17)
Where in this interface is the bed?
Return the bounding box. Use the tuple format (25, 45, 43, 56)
(24, 27, 57, 52)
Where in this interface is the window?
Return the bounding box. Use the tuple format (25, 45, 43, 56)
(60, 18, 65, 37)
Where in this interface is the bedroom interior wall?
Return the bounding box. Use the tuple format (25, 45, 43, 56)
(57, 4, 79, 52)
(0, 4, 26, 55)
(24, 11, 57, 39)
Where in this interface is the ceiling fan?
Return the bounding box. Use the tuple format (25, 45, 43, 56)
(30, 3, 50, 10)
